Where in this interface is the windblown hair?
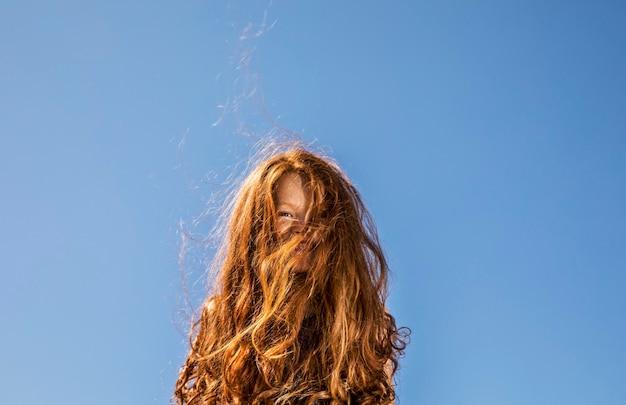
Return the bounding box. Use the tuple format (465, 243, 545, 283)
(174, 146, 408, 404)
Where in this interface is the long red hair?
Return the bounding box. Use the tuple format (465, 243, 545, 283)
(174, 146, 408, 404)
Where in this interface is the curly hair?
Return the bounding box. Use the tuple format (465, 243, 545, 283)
(174, 146, 408, 404)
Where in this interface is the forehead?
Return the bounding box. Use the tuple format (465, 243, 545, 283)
(275, 173, 312, 207)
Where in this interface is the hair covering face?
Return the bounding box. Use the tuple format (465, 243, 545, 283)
(174, 148, 408, 405)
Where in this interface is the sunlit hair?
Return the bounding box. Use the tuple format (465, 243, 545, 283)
(174, 145, 408, 404)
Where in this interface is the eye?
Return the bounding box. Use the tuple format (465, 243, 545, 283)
(278, 211, 293, 218)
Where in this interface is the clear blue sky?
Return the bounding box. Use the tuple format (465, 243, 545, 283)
(1, 1, 625, 404)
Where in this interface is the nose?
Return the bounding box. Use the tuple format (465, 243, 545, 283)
(290, 217, 306, 234)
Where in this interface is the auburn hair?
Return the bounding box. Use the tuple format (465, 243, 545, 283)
(174, 146, 408, 404)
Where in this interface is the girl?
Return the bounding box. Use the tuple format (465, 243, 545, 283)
(174, 145, 408, 404)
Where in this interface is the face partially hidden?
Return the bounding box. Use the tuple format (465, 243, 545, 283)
(275, 172, 314, 272)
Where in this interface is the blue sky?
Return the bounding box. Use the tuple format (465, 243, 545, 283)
(1, 1, 625, 404)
